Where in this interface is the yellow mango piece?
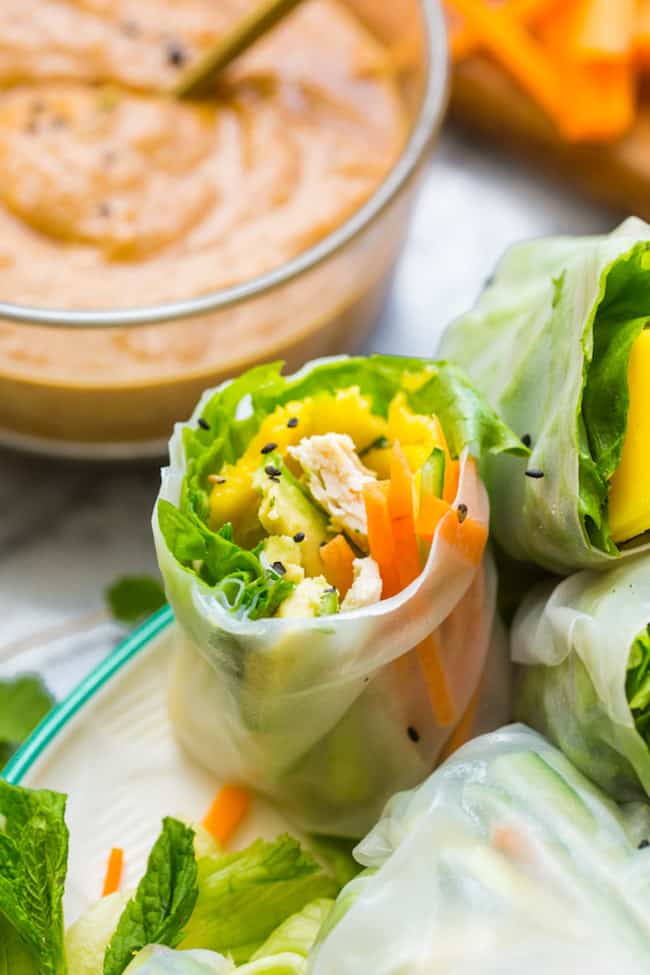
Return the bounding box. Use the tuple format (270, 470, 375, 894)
(241, 399, 313, 467)
(309, 387, 386, 451)
(609, 330, 650, 542)
(402, 443, 433, 473)
(387, 392, 444, 453)
(208, 463, 260, 545)
(363, 446, 391, 479)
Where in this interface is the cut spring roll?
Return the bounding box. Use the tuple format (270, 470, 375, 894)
(154, 355, 523, 836)
(310, 726, 650, 975)
(514, 554, 650, 801)
(440, 217, 650, 574)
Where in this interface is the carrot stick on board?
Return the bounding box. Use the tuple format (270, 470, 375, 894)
(203, 785, 251, 846)
(444, 0, 563, 126)
(450, 0, 562, 62)
(638, 0, 650, 61)
(320, 534, 356, 598)
(564, 0, 636, 62)
(538, 3, 636, 141)
(102, 847, 124, 897)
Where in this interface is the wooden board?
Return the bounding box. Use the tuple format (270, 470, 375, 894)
(451, 57, 650, 220)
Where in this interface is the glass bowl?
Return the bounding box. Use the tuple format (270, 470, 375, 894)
(0, 0, 448, 459)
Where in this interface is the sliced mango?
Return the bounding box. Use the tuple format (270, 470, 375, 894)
(309, 387, 386, 451)
(609, 330, 650, 542)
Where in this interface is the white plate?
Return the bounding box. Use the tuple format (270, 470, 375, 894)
(3, 607, 291, 923)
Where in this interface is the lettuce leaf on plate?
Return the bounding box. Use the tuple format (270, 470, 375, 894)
(179, 836, 338, 963)
(440, 218, 650, 572)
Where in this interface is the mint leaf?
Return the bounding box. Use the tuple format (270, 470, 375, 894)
(0, 781, 68, 975)
(104, 818, 198, 975)
(0, 676, 54, 769)
(106, 575, 166, 625)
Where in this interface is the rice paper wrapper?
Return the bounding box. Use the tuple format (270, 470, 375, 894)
(308, 725, 650, 975)
(157, 449, 507, 836)
(439, 217, 650, 573)
(513, 554, 650, 801)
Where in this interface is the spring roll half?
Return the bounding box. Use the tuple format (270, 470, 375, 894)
(309, 725, 650, 975)
(154, 355, 523, 835)
(513, 554, 650, 801)
(440, 217, 650, 573)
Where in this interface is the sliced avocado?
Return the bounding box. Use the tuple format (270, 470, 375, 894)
(255, 458, 329, 576)
(260, 535, 305, 584)
(276, 576, 335, 619)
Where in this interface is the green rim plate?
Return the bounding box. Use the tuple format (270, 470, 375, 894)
(2, 605, 174, 785)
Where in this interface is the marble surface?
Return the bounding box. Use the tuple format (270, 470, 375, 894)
(0, 123, 614, 699)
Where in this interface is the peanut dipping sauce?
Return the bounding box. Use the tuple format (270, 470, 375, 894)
(0, 0, 424, 446)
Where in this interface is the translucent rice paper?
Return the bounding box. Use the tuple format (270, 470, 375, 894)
(155, 373, 509, 835)
(439, 217, 650, 573)
(309, 725, 650, 975)
(513, 555, 650, 801)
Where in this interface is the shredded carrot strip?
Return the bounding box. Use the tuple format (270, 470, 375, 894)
(203, 785, 251, 846)
(492, 824, 533, 862)
(441, 511, 488, 566)
(416, 635, 455, 728)
(102, 847, 124, 897)
(443, 458, 461, 504)
(445, 0, 563, 125)
(363, 482, 400, 598)
(438, 686, 480, 761)
(388, 442, 415, 521)
(415, 493, 451, 539)
(320, 534, 355, 598)
(392, 515, 423, 590)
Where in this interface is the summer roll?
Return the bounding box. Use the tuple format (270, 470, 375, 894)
(309, 725, 650, 975)
(154, 356, 522, 836)
(440, 217, 650, 573)
(514, 554, 650, 802)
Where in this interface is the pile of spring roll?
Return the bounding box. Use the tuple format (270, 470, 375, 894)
(142, 215, 650, 972)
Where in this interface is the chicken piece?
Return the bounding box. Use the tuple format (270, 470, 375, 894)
(288, 433, 377, 550)
(341, 556, 383, 611)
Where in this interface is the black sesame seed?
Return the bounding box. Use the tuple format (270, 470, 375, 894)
(293, 532, 305, 543)
(287, 417, 299, 428)
(167, 41, 187, 67)
(521, 433, 532, 447)
(208, 474, 227, 485)
(407, 726, 420, 743)
(456, 503, 468, 524)
(198, 417, 210, 430)
(639, 839, 650, 849)
(325, 586, 336, 593)
(261, 442, 278, 454)
(271, 561, 286, 575)
(525, 469, 545, 479)
(265, 463, 282, 478)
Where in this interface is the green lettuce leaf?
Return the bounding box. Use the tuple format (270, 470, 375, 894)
(0, 780, 68, 975)
(0, 675, 54, 769)
(106, 576, 166, 624)
(179, 835, 338, 963)
(250, 899, 333, 961)
(160, 356, 524, 621)
(440, 219, 650, 572)
(104, 819, 198, 975)
(626, 626, 650, 742)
